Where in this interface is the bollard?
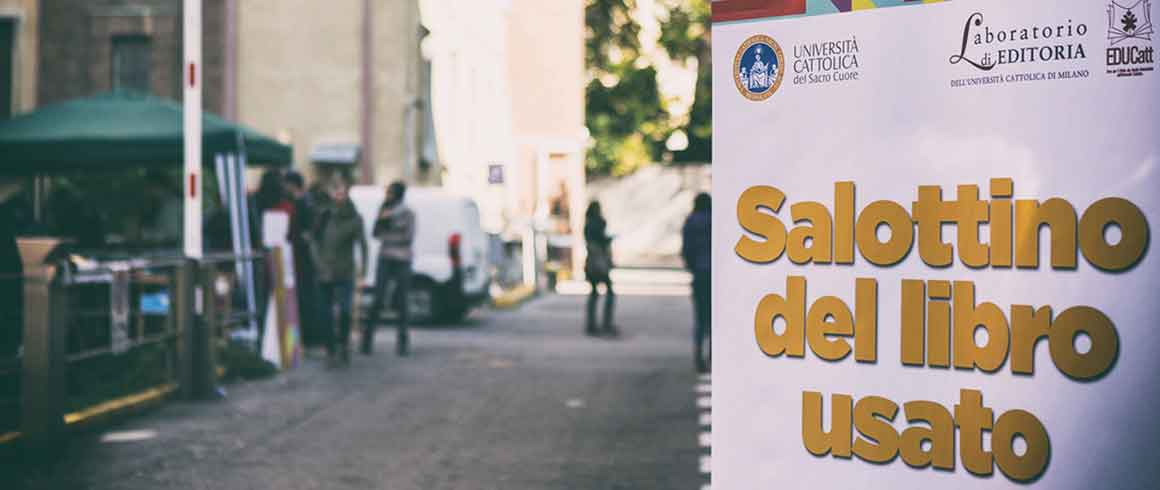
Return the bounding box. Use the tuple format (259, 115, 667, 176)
(20, 263, 68, 455)
(191, 262, 218, 399)
(175, 259, 196, 400)
(176, 259, 219, 401)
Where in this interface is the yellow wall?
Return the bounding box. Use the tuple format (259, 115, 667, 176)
(237, 0, 421, 184)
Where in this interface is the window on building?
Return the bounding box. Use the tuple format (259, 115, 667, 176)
(0, 18, 15, 119)
(111, 35, 151, 93)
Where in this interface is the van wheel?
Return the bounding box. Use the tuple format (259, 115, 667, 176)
(436, 305, 469, 324)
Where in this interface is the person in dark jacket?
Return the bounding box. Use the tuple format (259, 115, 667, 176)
(285, 171, 322, 349)
(584, 201, 616, 336)
(366, 181, 416, 356)
(313, 182, 367, 365)
(682, 192, 712, 373)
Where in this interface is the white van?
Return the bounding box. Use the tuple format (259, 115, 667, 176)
(349, 185, 490, 323)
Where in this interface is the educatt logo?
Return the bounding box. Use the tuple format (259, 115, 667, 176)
(949, 12, 1090, 71)
(1106, 0, 1155, 77)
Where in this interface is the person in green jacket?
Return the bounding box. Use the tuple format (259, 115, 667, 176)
(312, 182, 368, 365)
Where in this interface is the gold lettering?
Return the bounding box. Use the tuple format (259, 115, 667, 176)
(900, 400, 956, 470)
(856, 200, 914, 266)
(803, 391, 853, 458)
(1015, 198, 1077, 269)
(913, 186, 953, 267)
(807, 296, 853, 361)
(735, 186, 788, 263)
(990, 178, 1014, 268)
(853, 395, 900, 464)
(1079, 197, 1149, 271)
(788, 201, 834, 264)
(956, 185, 990, 268)
(992, 409, 1050, 482)
(835, 182, 856, 264)
(755, 276, 806, 358)
(900, 280, 925, 366)
(1050, 306, 1118, 380)
(953, 281, 1009, 372)
(854, 278, 878, 363)
(955, 389, 994, 476)
(1010, 305, 1051, 375)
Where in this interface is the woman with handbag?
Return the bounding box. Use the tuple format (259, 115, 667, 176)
(584, 201, 616, 337)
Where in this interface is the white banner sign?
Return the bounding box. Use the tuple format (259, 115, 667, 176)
(712, 0, 1158, 488)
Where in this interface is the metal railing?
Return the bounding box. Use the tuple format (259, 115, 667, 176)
(3, 250, 266, 450)
(59, 257, 185, 416)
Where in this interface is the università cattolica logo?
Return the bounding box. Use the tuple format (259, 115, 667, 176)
(734, 35, 785, 101)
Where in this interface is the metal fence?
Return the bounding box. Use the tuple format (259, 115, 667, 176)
(1, 250, 266, 448)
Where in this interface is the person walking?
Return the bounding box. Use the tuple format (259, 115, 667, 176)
(285, 171, 322, 350)
(584, 201, 616, 337)
(365, 181, 416, 356)
(312, 182, 367, 365)
(682, 193, 712, 373)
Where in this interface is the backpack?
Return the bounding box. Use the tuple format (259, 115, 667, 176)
(585, 241, 613, 280)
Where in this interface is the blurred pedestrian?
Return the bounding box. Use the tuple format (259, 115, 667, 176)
(366, 181, 416, 356)
(313, 181, 367, 365)
(584, 201, 616, 337)
(285, 171, 323, 350)
(682, 193, 712, 373)
(0, 182, 26, 358)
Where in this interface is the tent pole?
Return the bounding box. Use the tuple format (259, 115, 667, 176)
(234, 152, 259, 342)
(221, 154, 245, 282)
(32, 176, 43, 223)
(214, 154, 228, 207)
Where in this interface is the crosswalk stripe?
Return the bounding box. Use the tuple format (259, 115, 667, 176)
(698, 374, 711, 486)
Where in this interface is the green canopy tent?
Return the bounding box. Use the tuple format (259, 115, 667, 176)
(0, 91, 291, 174)
(0, 91, 290, 339)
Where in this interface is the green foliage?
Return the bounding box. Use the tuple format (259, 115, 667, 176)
(585, 0, 670, 176)
(659, 0, 711, 162)
(585, 0, 712, 175)
(217, 340, 278, 383)
(586, 0, 642, 72)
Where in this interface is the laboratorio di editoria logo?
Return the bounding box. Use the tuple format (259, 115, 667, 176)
(949, 12, 1090, 71)
(1107, 0, 1155, 77)
(735, 35, 785, 101)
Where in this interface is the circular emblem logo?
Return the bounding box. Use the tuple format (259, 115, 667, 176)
(734, 35, 784, 101)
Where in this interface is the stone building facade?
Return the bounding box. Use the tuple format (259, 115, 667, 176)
(32, 0, 431, 184)
(37, 0, 229, 114)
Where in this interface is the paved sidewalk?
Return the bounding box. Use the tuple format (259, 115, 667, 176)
(7, 292, 702, 490)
